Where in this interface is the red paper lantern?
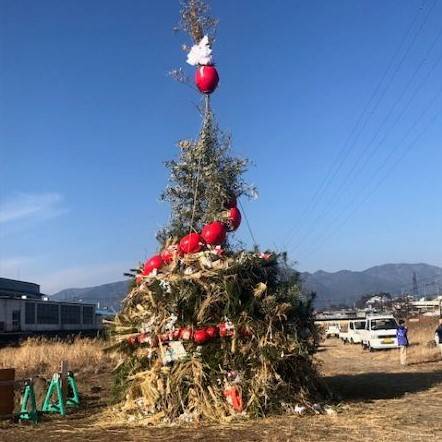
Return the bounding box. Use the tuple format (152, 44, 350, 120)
(201, 221, 227, 246)
(227, 207, 241, 231)
(193, 328, 210, 345)
(224, 196, 237, 209)
(179, 233, 203, 254)
(195, 65, 219, 94)
(206, 325, 219, 339)
(143, 255, 164, 275)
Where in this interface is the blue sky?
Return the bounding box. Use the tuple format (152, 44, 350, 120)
(1, 0, 442, 293)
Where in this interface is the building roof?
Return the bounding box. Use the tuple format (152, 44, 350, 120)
(0, 277, 41, 298)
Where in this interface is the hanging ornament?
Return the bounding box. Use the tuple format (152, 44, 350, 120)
(179, 233, 203, 254)
(143, 255, 164, 276)
(206, 325, 219, 339)
(217, 321, 234, 337)
(193, 328, 210, 345)
(227, 207, 241, 231)
(224, 196, 237, 209)
(223, 385, 243, 412)
(195, 65, 219, 94)
(179, 327, 193, 341)
(201, 221, 227, 245)
(161, 245, 180, 264)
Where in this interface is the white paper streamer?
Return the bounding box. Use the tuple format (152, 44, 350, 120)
(186, 35, 213, 66)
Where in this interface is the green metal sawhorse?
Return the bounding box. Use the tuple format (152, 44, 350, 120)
(41, 371, 80, 416)
(19, 379, 39, 423)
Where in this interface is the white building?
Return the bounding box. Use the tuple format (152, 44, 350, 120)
(0, 278, 98, 334)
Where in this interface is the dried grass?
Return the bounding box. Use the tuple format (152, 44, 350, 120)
(0, 337, 109, 379)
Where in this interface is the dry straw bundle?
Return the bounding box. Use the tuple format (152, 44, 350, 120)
(108, 250, 324, 423)
(107, 0, 325, 424)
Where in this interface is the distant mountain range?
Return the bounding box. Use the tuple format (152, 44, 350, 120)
(51, 263, 442, 310)
(52, 280, 129, 311)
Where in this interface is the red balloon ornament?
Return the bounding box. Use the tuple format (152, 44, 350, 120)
(201, 221, 227, 245)
(179, 233, 203, 254)
(161, 245, 180, 264)
(143, 255, 164, 276)
(195, 65, 219, 94)
(227, 207, 241, 231)
(224, 196, 237, 209)
(206, 325, 219, 339)
(193, 328, 210, 345)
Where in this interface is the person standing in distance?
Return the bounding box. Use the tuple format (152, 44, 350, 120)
(435, 319, 442, 358)
(396, 319, 409, 366)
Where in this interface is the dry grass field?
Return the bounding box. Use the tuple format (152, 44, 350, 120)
(0, 318, 441, 441)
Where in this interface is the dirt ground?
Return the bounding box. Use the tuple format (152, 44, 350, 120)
(1, 339, 441, 442)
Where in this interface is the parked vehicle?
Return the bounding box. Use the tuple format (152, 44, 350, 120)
(359, 315, 399, 351)
(325, 322, 341, 338)
(339, 319, 366, 344)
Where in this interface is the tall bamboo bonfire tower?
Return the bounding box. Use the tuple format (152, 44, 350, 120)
(109, 0, 324, 424)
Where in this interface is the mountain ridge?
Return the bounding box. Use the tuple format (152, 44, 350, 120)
(51, 262, 442, 309)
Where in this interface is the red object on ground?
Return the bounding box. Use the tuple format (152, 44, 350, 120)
(206, 325, 219, 339)
(227, 207, 241, 231)
(195, 65, 219, 94)
(201, 221, 227, 245)
(143, 255, 164, 275)
(179, 233, 203, 254)
(224, 196, 237, 209)
(193, 328, 210, 344)
(223, 386, 243, 412)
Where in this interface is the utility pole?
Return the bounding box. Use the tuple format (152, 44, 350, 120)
(412, 272, 418, 298)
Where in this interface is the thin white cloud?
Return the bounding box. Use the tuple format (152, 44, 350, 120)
(0, 192, 66, 224)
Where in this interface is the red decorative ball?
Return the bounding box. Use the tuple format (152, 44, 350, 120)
(161, 245, 180, 264)
(179, 327, 193, 341)
(195, 65, 219, 94)
(206, 325, 219, 339)
(179, 233, 203, 254)
(193, 328, 210, 345)
(217, 322, 234, 337)
(201, 221, 227, 245)
(143, 255, 164, 275)
(224, 196, 237, 209)
(171, 329, 181, 340)
(227, 207, 241, 231)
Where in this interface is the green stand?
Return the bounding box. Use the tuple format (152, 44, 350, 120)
(19, 380, 39, 423)
(41, 373, 66, 416)
(66, 371, 80, 407)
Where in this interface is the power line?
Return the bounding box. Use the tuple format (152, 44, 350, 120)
(297, 83, 442, 261)
(283, 0, 437, 249)
(290, 17, 442, 254)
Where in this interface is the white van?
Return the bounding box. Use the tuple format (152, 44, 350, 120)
(325, 322, 341, 338)
(339, 319, 366, 344)
(359, 315, 398, 351)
